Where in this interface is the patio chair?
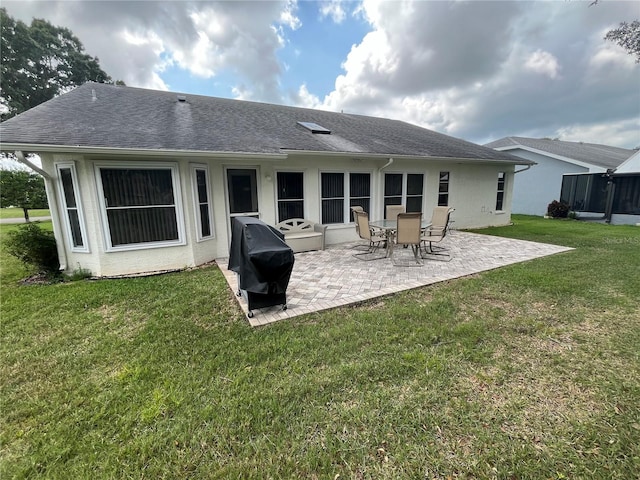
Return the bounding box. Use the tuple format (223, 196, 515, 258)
(350, 206, 368, 250)
(420, 207, 454, 260)
(391, 212, 423, 265)
(385, 204, 405, 220)
(354, 211, 386, 259)
(351, 205, 364, 234)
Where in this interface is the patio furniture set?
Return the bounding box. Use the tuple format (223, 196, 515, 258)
(352, 205, 455, 265)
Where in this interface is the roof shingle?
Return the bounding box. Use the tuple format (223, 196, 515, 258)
(1, 83, 525, 163)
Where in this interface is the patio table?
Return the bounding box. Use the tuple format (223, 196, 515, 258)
(370, 219, 432, 257)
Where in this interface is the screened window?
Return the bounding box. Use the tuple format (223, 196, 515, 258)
(560, 174, 608, 213)
(57, 164, 87, 251)
(612, 176, 640, 214)
(384, 173, 424, 212)
(321, 172, 370, 224)
(277, 172, 304, 221)
(438, 171, 450, 206)
(496, 172, 506, 210)
(99, 166, 183, 248)
(192, 166, 213, 240)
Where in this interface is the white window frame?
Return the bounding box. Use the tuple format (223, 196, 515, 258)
(190, 164, 215, 241)
(56, 162, 90, 253)
(320, 170, 372, 224)
(275, 170, 305, 222)
(94, 162, 186, 252)
(383, 172, 425, 213)
(496, 171, 506, 211)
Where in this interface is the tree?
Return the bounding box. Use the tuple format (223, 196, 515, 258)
(0, 7, 112, 121)
(605, 20, 640, 63)
(0, 170, 48, 221)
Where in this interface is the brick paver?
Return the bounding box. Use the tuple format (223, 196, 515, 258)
(217, 231, 573, 326)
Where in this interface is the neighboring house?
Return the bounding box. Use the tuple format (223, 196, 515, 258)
(0, 83, 529, 277)
(485, 136, 636, 218)
(560, 150, 639, 225)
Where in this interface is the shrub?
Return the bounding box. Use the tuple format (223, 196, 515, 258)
(4, 222, 60, 276)
(547, 200, 570, 218)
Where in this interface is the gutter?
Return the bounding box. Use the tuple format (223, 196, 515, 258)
(14, 151, 67, 271)
(514, 165, 532, 174)
(2, 143, 288, 161)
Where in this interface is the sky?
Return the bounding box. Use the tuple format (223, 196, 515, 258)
(3, 0, 640, 150)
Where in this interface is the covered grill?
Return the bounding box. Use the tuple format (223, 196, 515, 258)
(228, 217, 295, 318)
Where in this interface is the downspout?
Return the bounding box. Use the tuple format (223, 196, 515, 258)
(514, 164, 532, 174)
(379, 157, 394, 172)
(14, 151, 67, 271)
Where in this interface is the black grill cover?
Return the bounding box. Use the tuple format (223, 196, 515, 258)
(228, 217, 295, 294)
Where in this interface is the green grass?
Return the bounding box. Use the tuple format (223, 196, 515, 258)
(0, 208, 50, 220)
(1, 215, 639, 479)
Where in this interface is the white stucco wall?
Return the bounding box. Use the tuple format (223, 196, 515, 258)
(41, 152, 515, 277)
(507, 149, 591, 216)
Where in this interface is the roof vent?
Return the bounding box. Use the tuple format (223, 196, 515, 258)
(297, 121, 331, 134)
(177, 95, 187, 102)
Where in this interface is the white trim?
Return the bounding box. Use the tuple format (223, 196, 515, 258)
(493, 145, 606, 171)
(55, 162, 90, 253)
(94, 161, 186, 252)
(1, 143, 287, 160)
(190, 163, 215, 242)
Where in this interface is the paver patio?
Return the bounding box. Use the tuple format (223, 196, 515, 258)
(217, 231, 573, 326)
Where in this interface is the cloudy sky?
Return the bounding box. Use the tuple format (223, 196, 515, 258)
(4, 0, 640, 148)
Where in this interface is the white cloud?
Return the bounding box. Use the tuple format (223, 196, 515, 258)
(319, 0, 347, 24)
(556, 119, 640, 150)
(524, 50, 560, 79)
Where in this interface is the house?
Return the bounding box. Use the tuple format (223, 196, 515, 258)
(0, 83, 530, 277)
(485, 136, 636, 218)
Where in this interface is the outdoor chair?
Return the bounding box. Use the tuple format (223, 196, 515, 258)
(350, 205, 368, 250)
(385, 204, 405, 220)
(391, 212, 423, 265)
(420, 207, 454, 261)
(354, 211, 386, 260)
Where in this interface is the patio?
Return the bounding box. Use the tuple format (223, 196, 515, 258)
(217, 231, 573, 326)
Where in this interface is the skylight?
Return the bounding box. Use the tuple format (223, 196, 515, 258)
(297, 121, 331, 134)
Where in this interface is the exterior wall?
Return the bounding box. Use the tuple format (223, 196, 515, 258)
(42, 152, 516, 277)
(610, 214, 640, 226)
(508, 149, 590, 216)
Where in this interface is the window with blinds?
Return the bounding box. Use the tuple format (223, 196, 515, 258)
(98, 165, 183, 249)
(57, 164, 87, 251)
(277, 172, 304, 222)
(321, 172, 371, 224)
(192, 165, 213, 240)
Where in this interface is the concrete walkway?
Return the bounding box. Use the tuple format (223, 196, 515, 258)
(218, 231, 573, 326)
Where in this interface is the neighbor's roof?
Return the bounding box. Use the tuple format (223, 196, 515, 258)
(485, 136, 635, 169)
(0, 83, 526, 164)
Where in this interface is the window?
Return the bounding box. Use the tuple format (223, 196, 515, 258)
(96, 164, 184, 250)
(495, 172, 506, 211)
(384, 173, 424, 213)
(191, 165, 213, 240)
(277, 172, 304, 221)
(321, 172, 371, 224)
(56, 163, 88, 252)
(438, 171, 450, 206)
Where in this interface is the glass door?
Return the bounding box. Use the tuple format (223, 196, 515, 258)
(226, 168, 259, 224)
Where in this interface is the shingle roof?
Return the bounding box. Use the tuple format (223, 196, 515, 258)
(485, 136, 635, 169)
(0, 83, 525, 163)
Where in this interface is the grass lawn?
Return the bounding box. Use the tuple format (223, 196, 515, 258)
(0, 208, 50, 220)
(1, 215, 638, 478)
